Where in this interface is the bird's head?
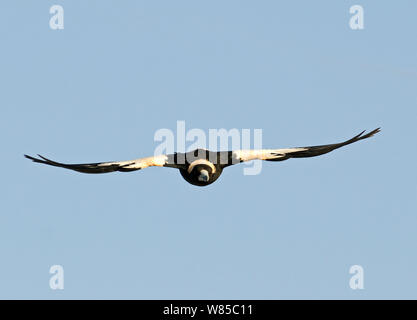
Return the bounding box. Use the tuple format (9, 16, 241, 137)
(192, 164, 214, 182)
(198, 169, 210, 182)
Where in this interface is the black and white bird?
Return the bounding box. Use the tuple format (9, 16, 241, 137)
(25, 128, 380, 187)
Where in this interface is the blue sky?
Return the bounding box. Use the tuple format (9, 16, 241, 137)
(1, 1, 416, 299)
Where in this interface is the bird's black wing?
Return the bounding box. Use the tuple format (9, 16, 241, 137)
(24, 153, 183, 174)
(222, 128, 380, 166)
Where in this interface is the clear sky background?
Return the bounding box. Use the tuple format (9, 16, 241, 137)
(1, 1, 416, 299)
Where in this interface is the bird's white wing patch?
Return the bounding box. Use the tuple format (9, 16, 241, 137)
(110, 154, 169, 170)
(233, 148, 307, 162)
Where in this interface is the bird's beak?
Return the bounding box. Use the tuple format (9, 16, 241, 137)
(198, 169, 209, 182)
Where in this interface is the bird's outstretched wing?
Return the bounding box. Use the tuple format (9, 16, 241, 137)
(24, 153, 181, 174)
(226, 128, 380, 165)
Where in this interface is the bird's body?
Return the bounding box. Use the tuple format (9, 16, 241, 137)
(25, 128, 380, 187)
(178, 152, 223, 186)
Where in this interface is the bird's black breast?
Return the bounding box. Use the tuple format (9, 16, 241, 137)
(170, 149, 226, 186)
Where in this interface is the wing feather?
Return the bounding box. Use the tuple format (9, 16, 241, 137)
(230, 128, 380, 164)
(24, 154, 171, 174)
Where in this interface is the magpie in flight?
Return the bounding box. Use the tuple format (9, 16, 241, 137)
(25, 128, 380, 186)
